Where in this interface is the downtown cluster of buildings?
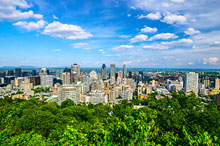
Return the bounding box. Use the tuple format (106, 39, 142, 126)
(0, 65, 219, 106)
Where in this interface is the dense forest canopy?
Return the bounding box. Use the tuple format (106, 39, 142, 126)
(0, 91, 219, 145)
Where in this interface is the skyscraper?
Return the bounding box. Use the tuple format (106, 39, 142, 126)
(40, 75, 53, 87)
(184, 72, 198, 94)
(123, 64, 127, 78)
(71, 64, 80, 83)
(62, 68, 71, 85)
(32, 69, 36, 76)
(101, 64, 107, 79)
(15, 68, 22, 77)
(118, 70, 123, 80)
(128, 70, 132, 78)
(110, 64, 116, 79)
(215, 78, 220, 90)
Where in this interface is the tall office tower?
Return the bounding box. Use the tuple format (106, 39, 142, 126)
(139, 71, 144, 82)
(184, 72, 199, 94)
(32, 69, 36, 76)
(40, 75, 53, 87)
(62, 68, 71, 85)
(101, 64, 107, 79)
(203, 77, 210, 89)
(215, 78, 220, 90)
(123, 64, 127, 78)
(128, 70, 132, 78)
(15, 68, 22, 77)
(39, 68, 48, 76)
(152, 80, 156, 87)
(118, 70, 123, 80)
(110, 64, 116, 79)
(71, 64, 80, 83)
(7, 70, 14, 76)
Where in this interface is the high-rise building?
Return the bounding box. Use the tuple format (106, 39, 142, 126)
(203, 77, 210, 89)
(118, 70, 123, 80)
(39, 68, 48, 76)
(184, 72, 198, 94)
(40, 75, 53, 87)
(7, 70, 14, 76)
(15, 68, 22, 77)
(62, 68, 71, 85)
(101, 64, 107, 79)
(128, 70, 132, 78)
(215, 78, 220, 90)
(32, 70, 36, 76)
(110, 64, 116, 79)
(123, 64, 127, 78)
(71, 64, 80, 83)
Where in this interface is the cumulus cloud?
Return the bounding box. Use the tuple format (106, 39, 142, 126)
(143, 44, 169, 50)
(140, 26, 158, 33)
(112, 45, 134, 52)
(43, 21, 93, 40)
(130, 34, 148, 43)
(13, 20, 46, 30)
(203, 57, 219, 65)
(72, 43, 89, 48)
(149, 33, 178, 41)
(130, 0, 220, 28)
(161, 12, 187, 24)
(0, 0, 43, 21)
(138, 12, 161, 20)
(184, 28, 200, 35)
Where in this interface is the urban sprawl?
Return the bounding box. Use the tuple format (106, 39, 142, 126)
(0, 64, 219, 107)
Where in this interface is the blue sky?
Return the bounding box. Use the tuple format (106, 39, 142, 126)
(0, 0, 220, 68)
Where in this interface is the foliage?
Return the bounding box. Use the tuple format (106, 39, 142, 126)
(0, 92, 219, 145)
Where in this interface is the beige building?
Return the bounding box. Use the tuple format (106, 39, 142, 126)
(215, 78, 220, 90)
(62, 72, 71, 85)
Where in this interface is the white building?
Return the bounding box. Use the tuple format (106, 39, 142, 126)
(40, 75, 53, 88)
(58, 85, 82, 104)
(184, 72, 198, 94)
(84, 92, 108, 104)
(120, 90, 133, 100)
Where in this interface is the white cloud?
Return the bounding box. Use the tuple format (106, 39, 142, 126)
(184, 28, 200, 35)
(52, 15, 58, 20)
(53, 49, 61, 52)
(161, 38, 193, 46)
(171, 0, 184, 3)
(43, 21, 93, 40)
(72, 43, 88, 48)
(130, 34, 148, 43)
(203, 57, 219, 65)
(104, 54, 121, 57)
(188, 62, 194, 65)
(143, 44, 169, 50)
(112, 45, 134, 52)
(0, 0, 43, 21)
(127, 14, 131, 17)
(140, 26, 158, 33)
(13, 20, 46, 30)
(161, 12, 187, 24)
(149, 33, 178, 41)
(130, 0, 220, 28)
(138, 12, 161, 20)
(119, 35, 131, 38)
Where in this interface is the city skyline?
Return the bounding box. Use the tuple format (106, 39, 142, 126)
(1, 0, 220, 68)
